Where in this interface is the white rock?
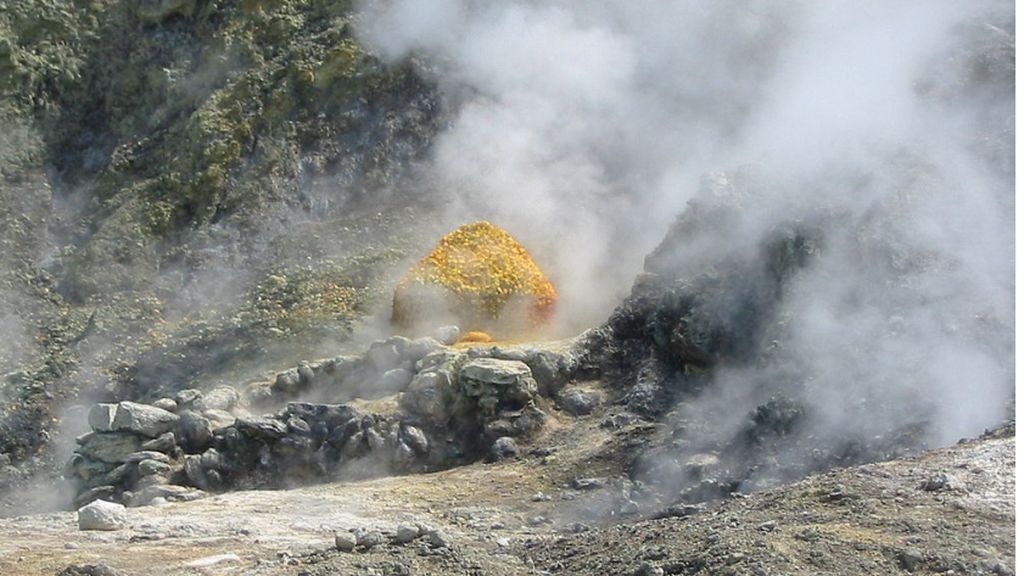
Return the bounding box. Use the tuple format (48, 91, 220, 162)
(433, 325, 461, 346)
(335, 531, 357, 552)
(77, 500, 127, 531)
(185, 553, 240, 567)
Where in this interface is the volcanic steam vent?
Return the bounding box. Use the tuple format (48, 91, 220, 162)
(393, 221, 557, 336)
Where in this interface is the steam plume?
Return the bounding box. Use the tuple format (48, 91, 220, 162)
(355, 0, 1014, 456)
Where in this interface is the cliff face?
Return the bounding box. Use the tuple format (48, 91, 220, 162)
(0, 0, 443, 479)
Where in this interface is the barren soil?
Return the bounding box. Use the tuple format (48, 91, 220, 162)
(0, 415, 1012, 576)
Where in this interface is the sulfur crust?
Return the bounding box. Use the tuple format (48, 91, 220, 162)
(393, 221, 557, 328)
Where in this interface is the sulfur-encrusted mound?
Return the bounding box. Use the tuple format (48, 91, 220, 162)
(393, 221, 557, 336)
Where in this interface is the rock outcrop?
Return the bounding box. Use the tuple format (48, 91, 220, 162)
(67, 330, 583, 507)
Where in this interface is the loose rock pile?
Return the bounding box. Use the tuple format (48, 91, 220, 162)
(68, 332, 583, 508)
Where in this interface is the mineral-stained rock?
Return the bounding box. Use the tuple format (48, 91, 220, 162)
(236, 417, 288, 440)
(88, 404, 118, 432)
(112, 401, 179, 438)
(78, 433, 143, 464)
(78, 500, 127, 531)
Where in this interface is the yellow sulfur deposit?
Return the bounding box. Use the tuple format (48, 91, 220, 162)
(393, 221, 557, 336)
(459, 331, 493, 344)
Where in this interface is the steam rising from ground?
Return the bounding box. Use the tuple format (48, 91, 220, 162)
(357, 0, 1014, 454)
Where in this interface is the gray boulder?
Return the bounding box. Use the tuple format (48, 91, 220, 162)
(490, 437, 519, 460)
(177, 411, 213, 451)
(236, 417, 288, 440)
(460, 358, 533, 386)
(112, 402, 179, 438)
(433, 325, 461, 346)
(88, 404, 118, 432)
(77, 500, 127, 531)
(126, 484, 201, 507)
(356, 529, 386, 549)
(559, 388, 601, 416)
(184, 455, 210, 490)
(404, 337, 443, 363)
(137, 459, 172, 477)
(400, 425, 430, 455)
(378, 368, 414, 393)
(395, 523, 421, 543)
(195, 386, 239, 412)
(152, 398, 178, 413)
(73, 485, 117, 509)
(124, 450, 171, 464)
(86, 463, 130, 489)
(78, 433, 142, 464)
(400, 369, 451, 425)
(274, 369, 301, 394)
(366, 337, 410, 372)
(140, 432, 177, 454)
(335, 531, 357, 552)
(203, 409, 236, 431)
(174, 389, 203, 409)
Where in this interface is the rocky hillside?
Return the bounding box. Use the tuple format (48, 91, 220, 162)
(1, 0, 450, 488)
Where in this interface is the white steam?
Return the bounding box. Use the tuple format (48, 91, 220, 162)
(356, 0, 1014, 449)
